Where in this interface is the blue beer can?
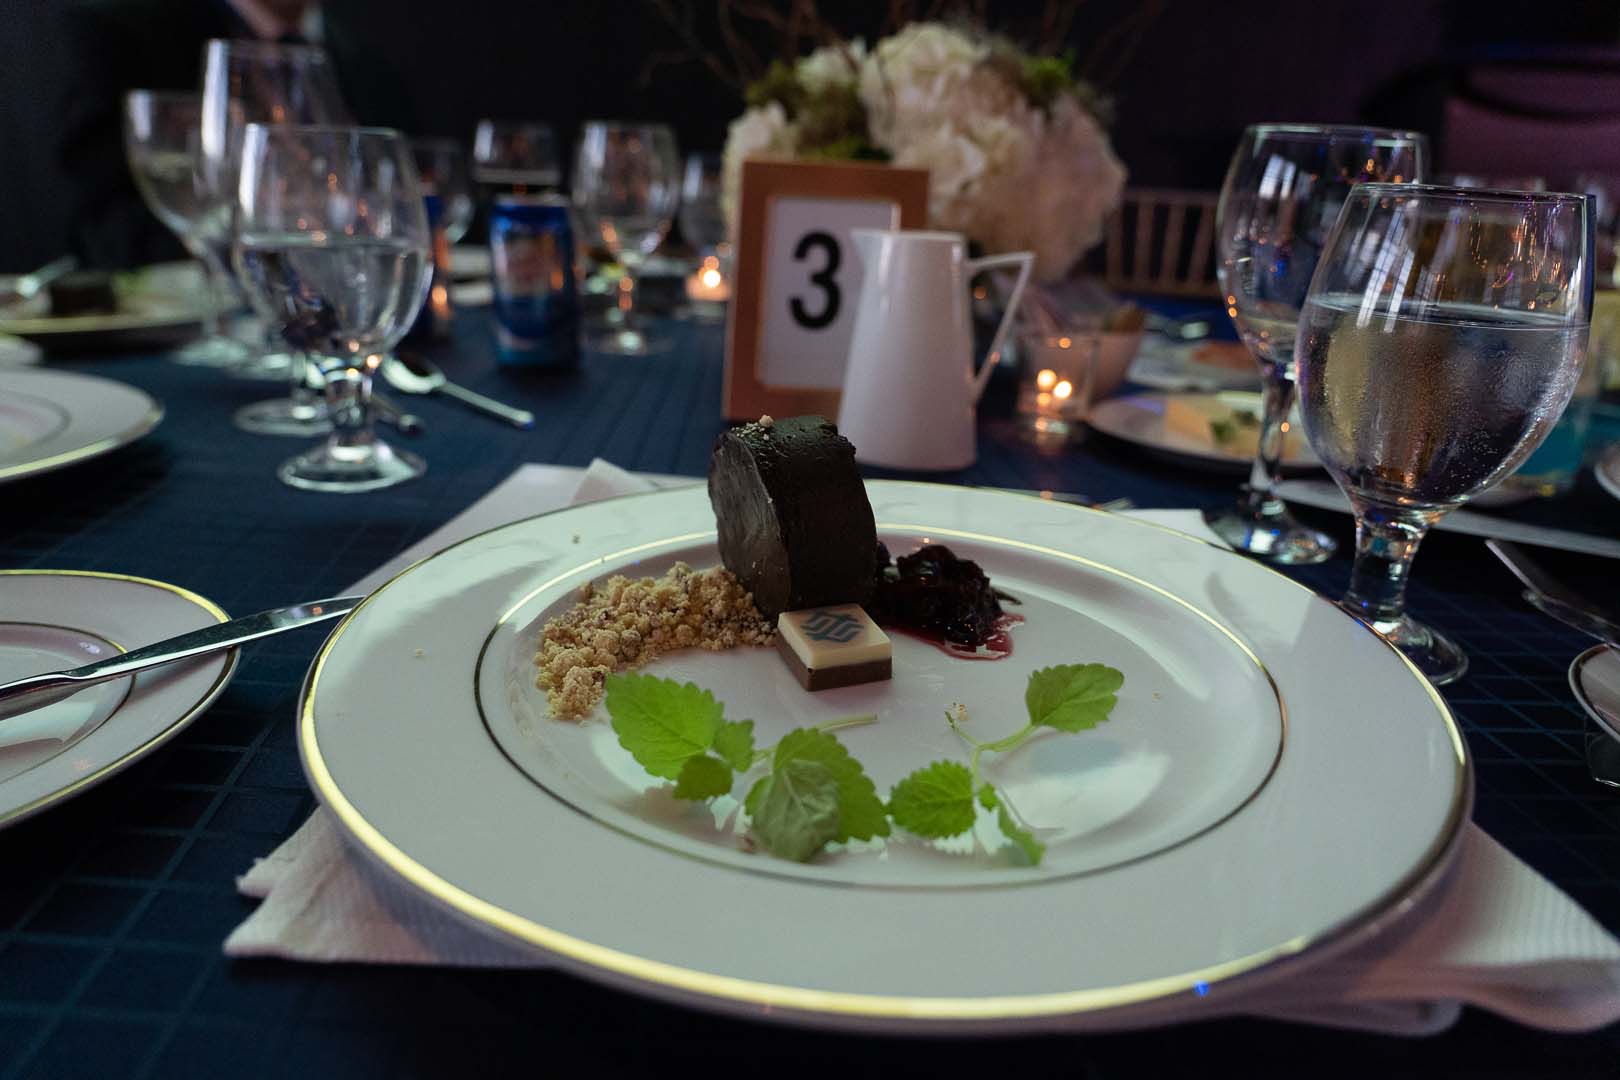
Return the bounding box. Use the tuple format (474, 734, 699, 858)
(489, 193, 580, 369)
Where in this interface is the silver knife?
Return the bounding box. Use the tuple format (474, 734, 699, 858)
(0, 595, 362, 723)
(1486, 540, 1620, 647)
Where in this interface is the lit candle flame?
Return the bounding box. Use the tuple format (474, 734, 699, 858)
(1036, 368, 1057, 390)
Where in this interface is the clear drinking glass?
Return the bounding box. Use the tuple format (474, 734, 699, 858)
(1297, 185, 1592, 684)
(411, 137, 475, 244)
(1208, 124, 1427, 562)
(572, 122, 680, 355)
(200, 38, 349, 433)
(233, 124, 433, 492)
(472, 120, 560, 194)
(678, 151, 728, 324)
(123, 90, 248, 368)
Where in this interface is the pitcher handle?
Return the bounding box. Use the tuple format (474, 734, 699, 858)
(963, 251, 1035, 402)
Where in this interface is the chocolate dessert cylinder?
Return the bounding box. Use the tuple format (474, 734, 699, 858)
(708, 415, 877, 617)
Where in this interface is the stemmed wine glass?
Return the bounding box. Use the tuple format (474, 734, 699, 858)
(233, 123, 433, 492)
(1297, 185, 1592, 683)
(679, 151, 727, 323)
(472, 120, 560, 195)
(123, 90, 247, 368)
(572, 122, 680, 355)
(199, 38, 348, 434)
(1208, 124, 1427, 562)
(411, 137, 475, 245)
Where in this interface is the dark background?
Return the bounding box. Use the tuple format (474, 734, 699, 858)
(2, 0, 1619, 270)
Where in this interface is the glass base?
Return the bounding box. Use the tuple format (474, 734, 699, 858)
(589, 328, 672, 356)
(277, 439, 425, 493)
(1350, 608, 1469, 686)
(1204, 495, 1336, 564)
(229, 350, 296, 382)
(234, 396, 331, 437)
(171, 335, 250, 368)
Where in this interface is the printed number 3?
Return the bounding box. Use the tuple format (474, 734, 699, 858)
(790, 231, 840, 330)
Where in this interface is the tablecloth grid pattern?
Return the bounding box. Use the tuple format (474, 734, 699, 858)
(2, 316, 1619, 1078)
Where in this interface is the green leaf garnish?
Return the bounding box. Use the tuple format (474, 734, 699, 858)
(712, 719, 756, 773)
(774, 728, 889, 841)
(743, 774, 768, 818)
(673, 755, 734, 800)
(751, 759, 840, 862)
(1025, 664, 1124, 733)
(978, 784, 1045, 864)
(604, 673, 724, 780)
(888, 760, 977, 838)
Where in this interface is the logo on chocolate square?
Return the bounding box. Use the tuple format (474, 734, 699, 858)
(801, 609, 862, 643)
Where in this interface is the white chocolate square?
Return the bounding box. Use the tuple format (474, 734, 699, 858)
(777, 605, 891, 670)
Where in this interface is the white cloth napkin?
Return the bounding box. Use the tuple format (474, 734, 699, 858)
(225, 461, 1620, 1036)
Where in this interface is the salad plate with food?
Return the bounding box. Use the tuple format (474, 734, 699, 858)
(299, 416, 1467, 1033)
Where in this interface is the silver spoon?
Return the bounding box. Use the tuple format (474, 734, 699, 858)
(382, 353, 535, 429)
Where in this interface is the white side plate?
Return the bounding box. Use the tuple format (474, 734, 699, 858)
(0, 369, 162, 483)
(0, 571, 236, 828)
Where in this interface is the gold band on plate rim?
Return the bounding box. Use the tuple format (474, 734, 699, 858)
(297, 480, 1471, 1024)
(0, 374, 163, 483)
(0, 569, 236, 828)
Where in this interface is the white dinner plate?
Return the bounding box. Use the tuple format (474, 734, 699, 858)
(0, 571, 236, 829)
(0, 262, 226, 351)
(0, 369, 162, 483)
(1598, 444, 1620, 503)
(301, 482, 1470, 1033)
(1088, 391, 1320, 473)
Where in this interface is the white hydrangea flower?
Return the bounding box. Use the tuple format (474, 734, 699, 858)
(723, 22, 1128, 278)
(720, 102, 798, 239)
(796, 40, 865, 96)
(860, 24, 987, 147)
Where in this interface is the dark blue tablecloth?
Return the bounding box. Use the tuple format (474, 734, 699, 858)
(2, 313, 1618, 1079)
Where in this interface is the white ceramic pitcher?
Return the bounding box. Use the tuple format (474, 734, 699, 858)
(836, 229, 1033, 470)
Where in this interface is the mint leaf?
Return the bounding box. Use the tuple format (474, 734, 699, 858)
(1025, 664, 1124, 733)
(712, 719, 756, 773)
(773, 728, 889, 841)
(673, 755, 734, 800)
(604, 673, 723, 780)
(978, 784, 1045, 864)
(888, 760, 976, 838)
(751, 759, 840, 862)
(743, 775, 769, 818)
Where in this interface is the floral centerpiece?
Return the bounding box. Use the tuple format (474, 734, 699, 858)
(721, 23, 1127, 283)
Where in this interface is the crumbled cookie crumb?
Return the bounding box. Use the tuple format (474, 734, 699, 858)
(535, 562, 775, 719)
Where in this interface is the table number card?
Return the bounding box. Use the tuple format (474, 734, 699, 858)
(724, 159, 928, 419)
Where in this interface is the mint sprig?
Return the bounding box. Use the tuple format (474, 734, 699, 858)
(602, 663, 1123, 867)
(890, 663, 1123, 863)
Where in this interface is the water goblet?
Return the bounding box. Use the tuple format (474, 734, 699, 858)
(200, 38, 348, 432)
(123, 90, 248, 368)
(1297, 185, 1592, 684)
(232, 124, 433, 492)
(1207, 124, 1427, 562)
(572, 122, 680, 355)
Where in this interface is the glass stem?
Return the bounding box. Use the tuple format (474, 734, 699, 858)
(1342, 505, 1434, 624)
(617, 258, 640, 333)
(289, 352, 321, 410)
(1242, 365, 1297, 516)
(197, 257, 226, 341)
(320, 359, 376, 458)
